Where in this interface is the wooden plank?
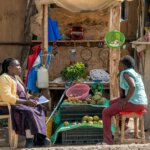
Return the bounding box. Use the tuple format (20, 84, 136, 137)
(0, 38, 135, 46)
(132, 41, 150, 45)
(49, 82, 110, 90)
(109, 5, 121, 99)
(127, 0, 139, 38)
(122, 139, 143, 143)
(0, 115, 9, 119)
(143, 45, 150, 129)
(32, 40, 105, 47)
(0, 0, 27, 62)
(20, 0, 36, 67)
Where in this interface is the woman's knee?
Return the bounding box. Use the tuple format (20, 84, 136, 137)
(102, 107, 110, 117)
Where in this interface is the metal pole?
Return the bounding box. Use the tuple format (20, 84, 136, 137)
(46, 89, 67, 124)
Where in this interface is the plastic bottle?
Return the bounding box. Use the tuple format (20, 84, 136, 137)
(70, 49, 76, 65)
(37, 66, 49, 88)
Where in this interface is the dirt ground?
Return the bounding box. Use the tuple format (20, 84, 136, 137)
(1, 118, 150, 149)
(123, 118, 150, 144)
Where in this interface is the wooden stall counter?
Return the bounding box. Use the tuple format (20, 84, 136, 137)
(49, 81, 110, 90)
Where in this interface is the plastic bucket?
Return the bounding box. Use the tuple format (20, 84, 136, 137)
(104, 30, 125, 48)
(46, 117, 53, 138)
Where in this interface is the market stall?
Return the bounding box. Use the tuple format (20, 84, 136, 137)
(29, 0, 133, 145)
(31, 0, 126, 99)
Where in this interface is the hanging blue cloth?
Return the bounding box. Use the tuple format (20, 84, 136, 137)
(48, 17, 61, 41)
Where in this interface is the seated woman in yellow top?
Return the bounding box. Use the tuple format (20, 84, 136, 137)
(0, 58, 51, 148)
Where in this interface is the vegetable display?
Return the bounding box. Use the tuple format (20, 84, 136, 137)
(61, 62, 86, 81)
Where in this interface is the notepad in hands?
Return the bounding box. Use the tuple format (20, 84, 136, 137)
(37, 95, 49, 105)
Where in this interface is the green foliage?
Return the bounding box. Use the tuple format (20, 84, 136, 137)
(61, 62, 86, 81)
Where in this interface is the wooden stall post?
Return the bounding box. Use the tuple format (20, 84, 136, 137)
(132, 41, 150, 129)
(42, 4, 52, 112)
(109, 4, 121, 99)
(141, 44, 150, 129)
(42, 4, 48, 59)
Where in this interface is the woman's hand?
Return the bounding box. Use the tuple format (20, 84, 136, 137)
(29, 95, 39, 101)
(16, 99, 37, 107)
(119, 98, 127, 107)
(24, 100, 37, 107)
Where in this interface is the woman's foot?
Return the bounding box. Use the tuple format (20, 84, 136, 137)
(43, 137, 52, 146)
(34, 134, 51, 147)
(25, 138, 34, 148)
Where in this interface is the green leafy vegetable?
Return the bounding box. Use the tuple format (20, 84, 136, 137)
(61, 62, 86, 81)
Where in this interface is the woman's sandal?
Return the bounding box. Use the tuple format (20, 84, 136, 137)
(96, 142, 108, 145)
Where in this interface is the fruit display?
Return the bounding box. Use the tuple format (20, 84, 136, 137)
(63, 121, 78, 127)
(91, 83, 103, 94)
(86, 91, 106, 105)
(63, 115, 103, 127)
(53, 85, 107, 145)
(64, 121, 69, 126)
(64, 97, 88, 104)
(64, 91, 106, 105)
(81, 115, 103, 125)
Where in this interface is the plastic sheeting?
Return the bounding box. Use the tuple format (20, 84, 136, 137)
(33, 0, 124, 25)
(36, 0, 123, 12)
